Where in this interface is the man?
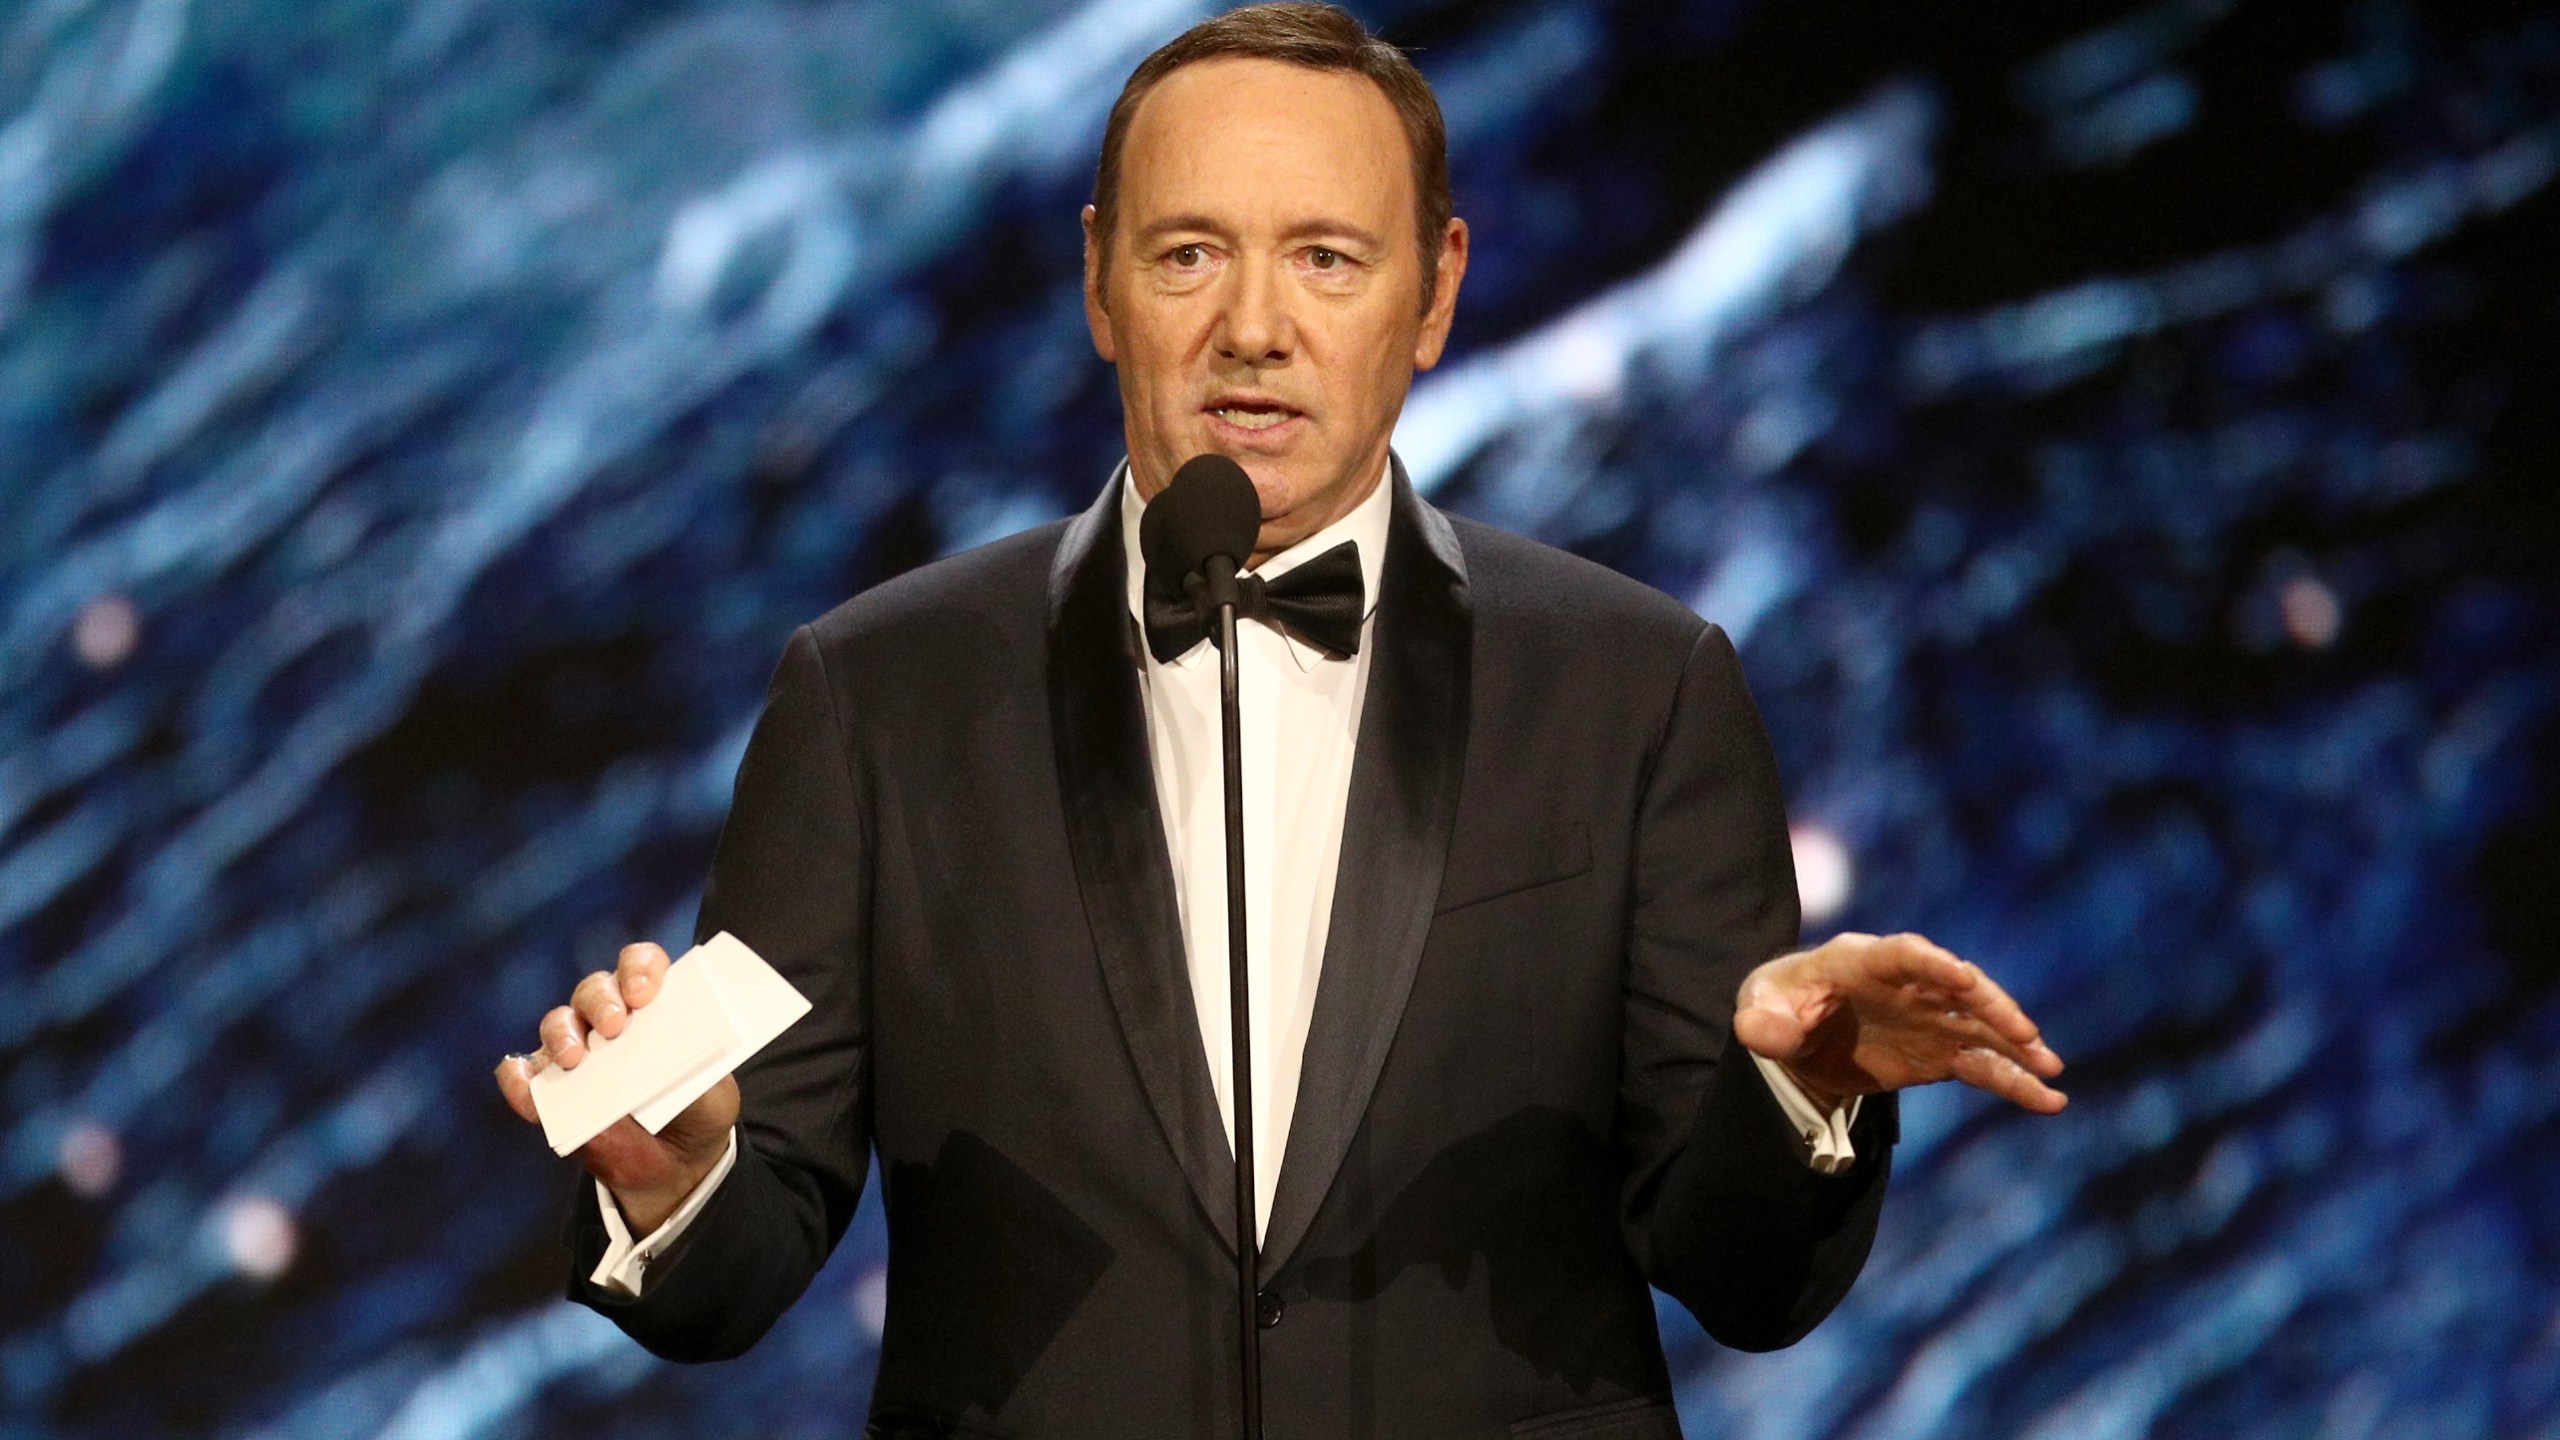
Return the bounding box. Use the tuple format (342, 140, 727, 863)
(494, 6, 2064, 1436)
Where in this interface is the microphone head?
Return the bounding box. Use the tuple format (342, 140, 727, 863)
(1140, 454, 1262, 587)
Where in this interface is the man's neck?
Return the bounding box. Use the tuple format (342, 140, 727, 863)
(1124, 454, 1393, 569)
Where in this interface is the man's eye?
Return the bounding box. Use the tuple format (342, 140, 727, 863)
(1308, 248, 1341, 269)
(1169, 244, 1207, 267)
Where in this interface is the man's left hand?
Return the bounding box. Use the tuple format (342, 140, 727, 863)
(1735, 932, 2067, 1115)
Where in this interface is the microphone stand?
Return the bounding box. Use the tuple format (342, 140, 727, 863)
(1197, 555, 1264, 1440)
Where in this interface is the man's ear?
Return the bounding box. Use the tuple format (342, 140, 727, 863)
(1082, 204, 1117, 363)
(1412, 216, 1469, 372)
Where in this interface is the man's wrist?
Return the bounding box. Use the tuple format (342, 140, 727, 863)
(606, 1155, 720, 1235)
(590, 1131, 739, 1297)
(1777, 1061, 1852, 1116)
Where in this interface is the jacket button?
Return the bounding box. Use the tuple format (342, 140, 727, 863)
(1255, 1289, 1284, 1329)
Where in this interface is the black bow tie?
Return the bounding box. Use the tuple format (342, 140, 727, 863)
(1141, 540, 1365, 663)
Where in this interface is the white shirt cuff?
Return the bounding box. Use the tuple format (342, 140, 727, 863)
(589, 1128, 740, 1297)
(1751, 1052, 1862, 1174)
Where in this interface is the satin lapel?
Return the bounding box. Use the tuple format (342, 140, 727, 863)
(1047, 476, 1241, 1258)
(1259, 461, 1473, 1275)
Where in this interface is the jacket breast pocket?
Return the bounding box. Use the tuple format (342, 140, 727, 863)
(1510, 1395, 1684, 1438)
(1435, 819, 1593, 916)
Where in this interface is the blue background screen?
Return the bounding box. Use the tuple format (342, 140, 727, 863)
(1, 2, 2555, 1436)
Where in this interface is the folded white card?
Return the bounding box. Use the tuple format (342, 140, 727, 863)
(529, 932, 811, 1156)
(631, 932, 813, 1131)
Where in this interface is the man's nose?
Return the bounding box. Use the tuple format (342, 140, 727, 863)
(1213, 257, 1292, 365)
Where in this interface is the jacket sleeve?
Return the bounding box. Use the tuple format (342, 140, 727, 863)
(561, 623, 875, 1361)
(1615, 622, 1896, 1352)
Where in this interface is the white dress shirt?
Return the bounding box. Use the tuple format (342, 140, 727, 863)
(1121, 461, 1391, 1242)
(589, 462, 1855, 1293)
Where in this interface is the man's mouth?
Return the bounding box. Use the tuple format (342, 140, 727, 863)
(1206, 399, 1302, 433)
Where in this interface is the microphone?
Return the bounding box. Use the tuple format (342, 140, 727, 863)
(1140, 453, 1261, 627)
(1137, 451, 1268, 1440)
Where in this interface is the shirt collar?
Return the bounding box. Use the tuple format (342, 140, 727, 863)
(1118, 455, 1394, 669)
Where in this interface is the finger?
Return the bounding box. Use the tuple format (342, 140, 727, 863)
(539, 1004, 590, 1068)
(1733, 1002, 1808, 1062)
(1950, 1044, 2069, 1114)
(1943, 958, 2025, 1033)
(571, 970, 629, 1041)
(1930, 1010, 2062, 1084)
(1933, 967, 2063, 1073)
(1868, 932, 1973, 992)
(491, 1050, 552, 1117)
(491, 1053, 544, 1124)
(617, 942, 672, 1010)
(1870, 937, 2060, 1066)
(1747, 950, 1854, 1022)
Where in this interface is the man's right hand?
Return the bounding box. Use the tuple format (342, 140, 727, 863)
(492, 942, 741, 1235)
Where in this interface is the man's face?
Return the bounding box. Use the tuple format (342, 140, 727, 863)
(1085, 58, 1467, 562)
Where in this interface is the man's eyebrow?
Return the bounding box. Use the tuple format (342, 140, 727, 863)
(1278, 218, 1387, 250)
(1133, 214, 1232, 243)
(1129, 215, 1389, 250)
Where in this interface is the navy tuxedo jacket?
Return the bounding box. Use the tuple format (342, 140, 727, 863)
(564, 465, 1896, 1438)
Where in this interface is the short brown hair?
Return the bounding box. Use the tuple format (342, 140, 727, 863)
(1090, 3, 1453, 312)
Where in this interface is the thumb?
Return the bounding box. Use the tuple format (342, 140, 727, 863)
(1733, 1001, 1807, 1061)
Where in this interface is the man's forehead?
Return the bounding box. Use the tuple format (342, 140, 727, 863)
(1116, 57, 1412, 215)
